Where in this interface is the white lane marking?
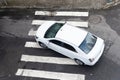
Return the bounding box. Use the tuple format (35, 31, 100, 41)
(21, 54, 78, 65)
(25, 42, 43, 48)
(35, 11, 89, 17)
(16, 69, 85, 80)
(32, 20, 88, 27)
(28, 28, 36, 36)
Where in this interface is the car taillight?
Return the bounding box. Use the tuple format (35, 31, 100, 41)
(89, 58, 95, 62)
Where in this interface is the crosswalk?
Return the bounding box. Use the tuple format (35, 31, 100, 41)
(15, 10, 89, 80)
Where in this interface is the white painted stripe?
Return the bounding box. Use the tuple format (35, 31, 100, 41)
(25, 42, 43, 48)
(32, 20, 44, 25)
(21, 54, 77, 65)
(55, 11, 89, 17)
(66, 21, 88, 27)
(35, 11, 89, 17)
(16, 69, 85, 80)
(35, 11, 51, 16)
(28, 28, 36, 36)
(32, 20, 88, 27)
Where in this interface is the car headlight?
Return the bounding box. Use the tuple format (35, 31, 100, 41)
(89, 58, 95, 62)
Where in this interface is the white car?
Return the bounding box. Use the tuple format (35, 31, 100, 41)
(35, 21, 105, 66)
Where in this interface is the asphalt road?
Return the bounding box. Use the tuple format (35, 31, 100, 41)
(0, 7, 120, 80)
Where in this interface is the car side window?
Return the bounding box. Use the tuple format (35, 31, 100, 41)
(49, 40, 77, 52)
(63, 43, 76, 52)
(49, 40, 61, 46)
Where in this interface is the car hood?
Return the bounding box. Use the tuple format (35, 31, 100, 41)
(36, 21, 56, 38)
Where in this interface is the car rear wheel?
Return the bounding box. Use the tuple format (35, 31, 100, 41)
(75, 59, 84, 65)
(38, 42, 47, 48)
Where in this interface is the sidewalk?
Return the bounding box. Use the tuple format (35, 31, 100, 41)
(0, 0, 120, 9)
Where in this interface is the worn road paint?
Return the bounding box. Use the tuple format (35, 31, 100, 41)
(28, 28, 36, 36)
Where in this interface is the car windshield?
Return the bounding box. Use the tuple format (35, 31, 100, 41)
(44, 23, 64, 38)
(79, 33, 97, 54)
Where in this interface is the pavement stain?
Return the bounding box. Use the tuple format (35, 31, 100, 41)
(89, 14, 120, 66)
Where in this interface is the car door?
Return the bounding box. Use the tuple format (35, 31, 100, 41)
(47, 39, 78, 59)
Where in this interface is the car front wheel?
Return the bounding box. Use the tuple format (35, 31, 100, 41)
(38, 42, 47, 48)
(75, 59, 84, 65)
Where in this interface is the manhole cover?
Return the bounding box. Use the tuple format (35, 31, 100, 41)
(89, 15, 102, 24)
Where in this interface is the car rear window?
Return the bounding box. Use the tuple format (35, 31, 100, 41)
(79, 33, 97, 54)
(44, 23, 63, 38)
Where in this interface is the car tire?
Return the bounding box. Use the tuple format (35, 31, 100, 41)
(75, 59, 84, 65)
(38, 42, 47, 48)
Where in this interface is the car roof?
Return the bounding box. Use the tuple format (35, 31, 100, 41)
(55, 23, 88, 47)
